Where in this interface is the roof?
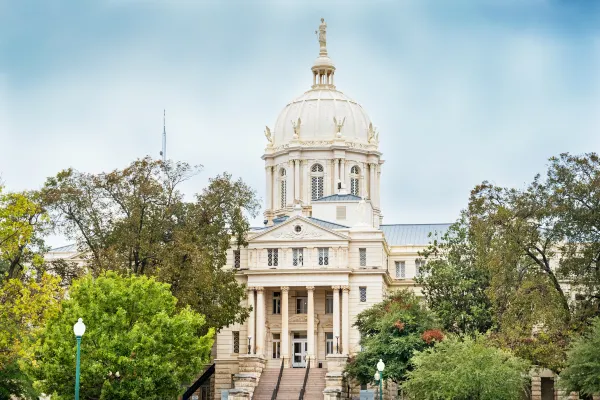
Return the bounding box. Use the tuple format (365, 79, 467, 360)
(380, 223, 452, 246)
(312, 194, 362, 202)
(48, 243, 79, 253)
(307, 217, 349, 230)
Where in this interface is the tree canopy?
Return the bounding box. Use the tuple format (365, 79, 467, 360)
(559, 317, 600, 396)
(42, 157, 260, 330)
(345, 290, 440, 384)
(32, 272, 214, 400)
(402, 334, 530, 400)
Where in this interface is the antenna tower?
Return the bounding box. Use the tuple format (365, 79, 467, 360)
(160, 110, 167, 163)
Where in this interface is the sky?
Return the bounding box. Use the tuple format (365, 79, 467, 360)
(1, 0, 600, 247)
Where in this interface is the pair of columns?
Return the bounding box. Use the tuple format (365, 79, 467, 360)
(246, 285, 350, 361)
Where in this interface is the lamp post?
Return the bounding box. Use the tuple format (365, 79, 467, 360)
(73, 318, 86, 400)
(375, 359, 385, 400)
(335, 336, 339, 354)
(248, 336, 252, 354)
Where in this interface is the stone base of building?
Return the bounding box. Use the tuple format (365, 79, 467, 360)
(229, 355, 266, 400)
(324, 354, 349, 399)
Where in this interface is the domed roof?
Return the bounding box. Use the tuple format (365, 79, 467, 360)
(267, 19, 375, 148)
(272, 89, 372, 146)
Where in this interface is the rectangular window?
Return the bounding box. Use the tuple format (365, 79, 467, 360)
(233, 250, 240, 269)
(359, 248, 367, 267)
(336, 206, 346, 220)
(325, 292, 333, 314)
(293, 248, 304, 267)
(272, 333, 281, 359)
(296, 296, 308, 314)
(273, 292, 281, 314)
(395, 261, 406, 278)
(326, 332, 334, 354)
(359, 287, 367, 302)
(415, 259, 425, 276)
(267, 249, 279, 267)
(233, 331, 240, 353)
(318, 248, 329, 266)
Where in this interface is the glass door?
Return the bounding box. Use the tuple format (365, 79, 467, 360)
(292, 340, 307, 367)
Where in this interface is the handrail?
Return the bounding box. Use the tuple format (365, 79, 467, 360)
(271, 358, 285, 400)
(298, 360, 311, 400)
(182, 363, 215, 400)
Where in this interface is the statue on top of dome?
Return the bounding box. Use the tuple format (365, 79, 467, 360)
(333, 116, 346, 137)
(264, 126, 273, 145)
(367, 122, 379, 144)
(315, 18, 327, 49)
(291, 117, 302, 139)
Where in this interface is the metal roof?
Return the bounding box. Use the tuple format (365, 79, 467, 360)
(380, 223, 452, 246)
(307, 217, 349, 230)
(312, 194, 362, 202)
(48, 243, 79, 253)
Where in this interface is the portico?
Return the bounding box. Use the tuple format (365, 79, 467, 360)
(246, 284, 350, 368)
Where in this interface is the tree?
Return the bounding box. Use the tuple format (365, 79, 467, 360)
(559, 317, 600, 396)
(345, 290, 440, 385)
(32, 272, 214, 400)
(402, 334, 530, 400)
(0, 274, 63, 399)
(0, 187, 50, 281)
(418, 216, 493, 335)
(42, 157, 260, 329)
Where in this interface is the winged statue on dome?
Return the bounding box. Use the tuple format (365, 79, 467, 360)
(333, 116, 346, 137)
(264, 126, 273, 144)
(367, 122, 379, 144)
(291, 117, 302, 139)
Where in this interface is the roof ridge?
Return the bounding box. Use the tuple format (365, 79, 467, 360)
(307, 216, 350, 228)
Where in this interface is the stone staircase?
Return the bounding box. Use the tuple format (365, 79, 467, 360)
(251, 368, 327, 400)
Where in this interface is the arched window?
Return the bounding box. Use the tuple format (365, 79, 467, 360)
(311, 163, 324, 200)
(350, 165, 360, 196)
(279, 168, 287, 208)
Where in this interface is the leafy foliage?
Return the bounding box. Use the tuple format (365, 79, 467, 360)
(559, 317, 600, 396)
(345, 290, 439, 384)
(0, 274, 63, 399)
(403, 334, 530, 400)
(32, 272, 214, 400)
(42, 157, 260, 329)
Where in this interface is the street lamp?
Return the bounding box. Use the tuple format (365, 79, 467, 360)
(73, 318, 86, 400)
(247, 336, 252, 354)
(375, 359, 385, 400)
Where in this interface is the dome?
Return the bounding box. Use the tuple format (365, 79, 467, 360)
(272, 89, 372, 146)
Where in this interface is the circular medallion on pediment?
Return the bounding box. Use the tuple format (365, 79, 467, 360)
(294, 225, 302, 233)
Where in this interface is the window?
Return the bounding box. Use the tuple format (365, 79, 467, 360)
(293, 248, 304, 267)
(415, 259, 425, 276)
(326, 332, 334, 354)
(280, 168, 287, 208)
(311, 163, 324, 200)
(273, 292, 281, 314)
(395, 261, 406, 278)
(272, 333, 281, 359)
(233, 331, 240, 353)
(350, 165, 360, 196)
(268, 249, 279, 267)
(359, 286, 367, 302)
(296, 296, 308, 314)
(336, 206, 346, 220)
(233, 250, 240, 269)
(359, 248, 367, 267)
(325, 292, 333, 314)
(318, 248, 329, 266)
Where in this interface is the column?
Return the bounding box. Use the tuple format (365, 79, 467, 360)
(369, 163, 376, 201)
(247, 287, 255, 354)
(341, 286, 350, 354)
(375, 163, 381, 208)
(294, 160, 300, 202)
(332, 286, 341, 354)
(307, 286, 315, 363)
(361, 162, 367, 198)
(334, 159, 339, 193)
(265, 167, 272, 211)
(281, 287, 289, 362)
(340, 159, 346, 189)
(287, 162, 294, 207)
(256, 287, 265, 356)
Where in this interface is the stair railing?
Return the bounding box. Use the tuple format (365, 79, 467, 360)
(271, 358, 285, 400)
(298, 359, 311, 400)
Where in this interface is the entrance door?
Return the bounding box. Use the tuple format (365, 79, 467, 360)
(292, 332, 308, 368)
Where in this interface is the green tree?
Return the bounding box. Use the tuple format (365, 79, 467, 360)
(418, 217, 493, 334)
(559, 317, 600, 396)
(345, 290, 440, 385)
(32, 272, 214, 400)
(0, 274, 63, 399)
(403, 334, 530, 400)
(42, 157, 260, 330)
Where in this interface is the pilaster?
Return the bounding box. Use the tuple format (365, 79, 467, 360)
(341, 285, 350, 354)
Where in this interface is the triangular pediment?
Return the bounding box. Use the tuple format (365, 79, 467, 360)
(250, 216, 349, 242)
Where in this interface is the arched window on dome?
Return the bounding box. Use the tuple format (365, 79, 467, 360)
(279, 168, 287, 208)
(350, 165, 360, 197)
(311, 163, 324, 201)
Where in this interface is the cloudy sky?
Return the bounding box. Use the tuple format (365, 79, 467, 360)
(1, 0, 600, 246)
